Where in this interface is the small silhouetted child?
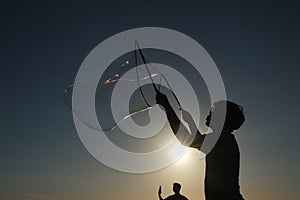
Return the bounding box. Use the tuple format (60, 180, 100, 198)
(158, 183, 189, 200)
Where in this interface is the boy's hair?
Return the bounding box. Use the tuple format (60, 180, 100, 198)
(213, 100, 245, 131)
(173, 182, 181, 192)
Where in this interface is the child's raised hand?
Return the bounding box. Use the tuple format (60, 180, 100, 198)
(156, 91, 169, 107)
(158, 185, 162, 195)
(182, 109, 193, 122)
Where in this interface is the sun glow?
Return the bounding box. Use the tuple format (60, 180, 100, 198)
(169, 142, 205, 169)
(170, 143, 193, 164)
(178, 149, 194, 164)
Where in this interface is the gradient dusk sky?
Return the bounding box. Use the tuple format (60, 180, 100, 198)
(1, 1, 300, 200)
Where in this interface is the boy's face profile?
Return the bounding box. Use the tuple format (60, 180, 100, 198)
(205, 110, 212, 128)
(204, 108, 220, 132)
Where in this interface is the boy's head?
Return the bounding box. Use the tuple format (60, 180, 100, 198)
(173, 182, 181, 193)
(205, 100, 245, 133)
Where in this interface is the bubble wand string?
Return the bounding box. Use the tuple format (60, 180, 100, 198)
(64, 41, 183, 132)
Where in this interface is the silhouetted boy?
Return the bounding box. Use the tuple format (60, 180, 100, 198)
(158, 183, 189, 200)
(156, 91, 245, 200)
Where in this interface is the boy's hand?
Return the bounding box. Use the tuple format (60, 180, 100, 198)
(182, 109, 193, 122)
(182, 109, 199, 135)
(158, 185, 162, 195)
(156, 91, 169, 107)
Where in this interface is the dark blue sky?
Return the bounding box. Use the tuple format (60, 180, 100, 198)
(1, 1, 299, 199)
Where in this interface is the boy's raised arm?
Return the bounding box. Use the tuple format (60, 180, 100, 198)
(156, 91, 205, 149)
